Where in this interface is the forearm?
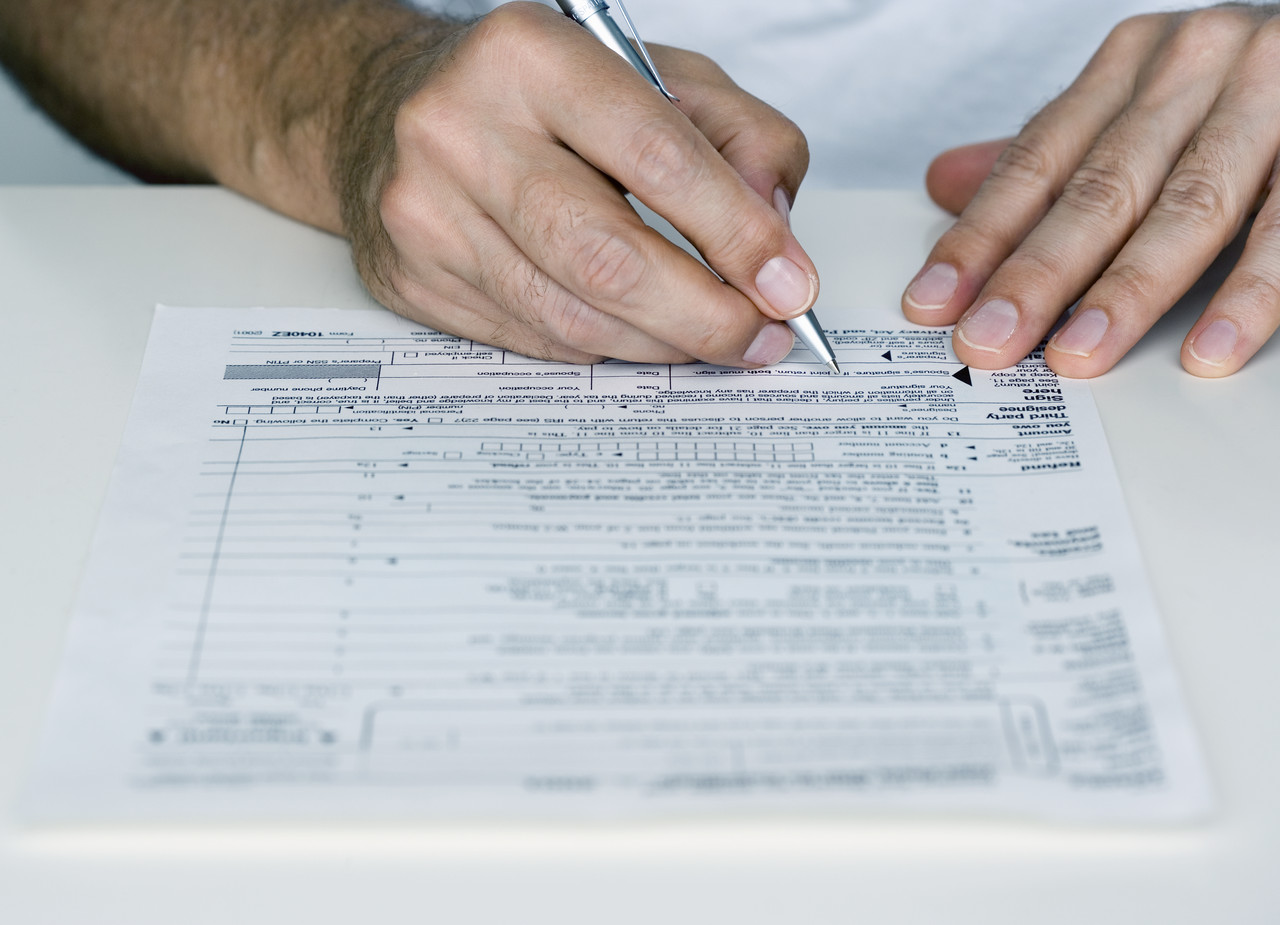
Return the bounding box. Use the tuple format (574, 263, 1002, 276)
(0, 0, 463, 232)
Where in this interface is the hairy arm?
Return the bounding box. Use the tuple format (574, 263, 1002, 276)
(0, 1, 816, 369)
(0, 0, 459, 231)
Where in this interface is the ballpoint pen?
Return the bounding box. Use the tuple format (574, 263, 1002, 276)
(553, 0, 842, 374)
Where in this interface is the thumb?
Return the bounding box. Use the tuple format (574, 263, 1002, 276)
(925, 138, 1012, 214)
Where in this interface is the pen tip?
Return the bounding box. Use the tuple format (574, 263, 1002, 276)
(826, 359, 841, 374)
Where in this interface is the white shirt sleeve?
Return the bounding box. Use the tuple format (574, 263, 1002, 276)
(435, 0, 1170, 187)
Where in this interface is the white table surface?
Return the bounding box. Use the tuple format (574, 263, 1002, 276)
(2, 187, 1277, 924)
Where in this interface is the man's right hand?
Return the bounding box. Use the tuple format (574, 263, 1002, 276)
(339, 2, 818, 367)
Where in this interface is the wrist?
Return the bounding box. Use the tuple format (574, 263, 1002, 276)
(336, 20, 471, 292)
(202, 3, 465, 236)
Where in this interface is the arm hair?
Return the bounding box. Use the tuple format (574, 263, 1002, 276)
(0, 0, 467, 233)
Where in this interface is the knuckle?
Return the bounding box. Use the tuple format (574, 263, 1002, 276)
(1000, 243, 1073, 287)
(706, 205, 786, 278)
(378, 171, 418, 240)
(1099, 261, 1162, 308)
(365, 179, 420, 293)
(1148, 16, 1226, 76)
(1059, 161, 1142, 227)
(493, 323, 561, 363)
(539, 291, 607, 348)
(1255, 14, 1280, 47)
(683, 313, 741, 361)
(1158, 167, 1234, 228)
(379, 277, 440, 330)
(1226, 269, 1280, 316)
(1075, 15, 1161, 90)
(397, 89, 461, 152)
(928, 216, 1008, 271)
(449, 3, 553, 88)
(767, 114, 810, 174)
(510, 173, 587, 251)
(1105, 12, 1166, 47)
(479, 307, 568, 363)
(478, 257, 548, 327)
(1174, 6, 1255, 46)
(468, 1, 545, 49)
(392, 81, 476, 181)
(567, 225, 649, 305)
(1248, 203, 1280, 240)
(620, 122, 704, 196)
(1239, 17, 1280, 79)
(1088, 15, 1166, 73)
(988, 138, 1057, 192)
(392, 93, 432, 148)
(377, 168, 459, 267)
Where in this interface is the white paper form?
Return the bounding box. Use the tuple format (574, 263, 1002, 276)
(25, 305, 1212, 822)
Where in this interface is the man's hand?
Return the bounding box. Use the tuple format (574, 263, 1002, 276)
(1, 1, 815, 368)
(902, 5, 1280, 378)
(340, 2, 816, 367)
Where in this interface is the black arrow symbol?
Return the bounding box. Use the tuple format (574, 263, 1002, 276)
(952, 366, 973, 386)
(882, 350, 893, 361)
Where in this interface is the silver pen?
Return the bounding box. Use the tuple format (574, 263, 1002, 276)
(554, 0, 841, 374)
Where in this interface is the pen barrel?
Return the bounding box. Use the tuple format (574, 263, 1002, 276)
(556, 1, 610, 24)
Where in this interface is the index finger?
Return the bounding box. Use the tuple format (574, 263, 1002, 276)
(529, 11, 820, 323)
(901, 15, 1168, 329)
(651, 45, 811, 207)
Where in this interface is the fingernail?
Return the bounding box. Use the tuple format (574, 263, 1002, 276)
(1050, 307, 1109, 357)
(756, 255, 817, 317)
(1189, 319, 1239, 365)
(772, 186, 792, 228)
(957, 299, 1019, 352)
(743, 322, 795, 366)
(904, 263, 958, 311)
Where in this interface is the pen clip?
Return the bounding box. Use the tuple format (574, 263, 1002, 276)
(610, 0, 680, 103)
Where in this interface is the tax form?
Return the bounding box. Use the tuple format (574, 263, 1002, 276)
(25, 305, 1212, 822)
